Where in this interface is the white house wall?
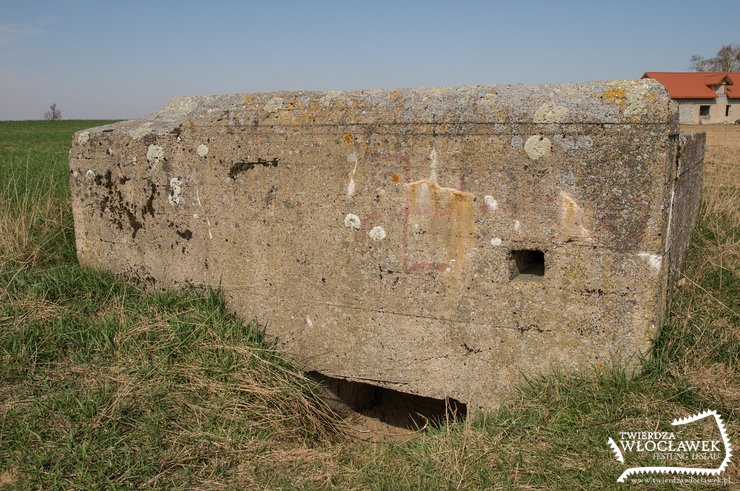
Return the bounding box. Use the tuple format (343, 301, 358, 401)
(677, 98, 740, 125)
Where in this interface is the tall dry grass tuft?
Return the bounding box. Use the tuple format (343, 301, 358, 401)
(0, 155, 74, 269)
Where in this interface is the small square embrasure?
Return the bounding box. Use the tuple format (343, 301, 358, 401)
(510, 249, 545, 278)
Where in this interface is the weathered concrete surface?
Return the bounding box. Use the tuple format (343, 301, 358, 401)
(667, 132, 705, 289)
(68, 80, 703, 410)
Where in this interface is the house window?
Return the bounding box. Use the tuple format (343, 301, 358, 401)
(726, 105, 732, 117)
(699, 105, 711, 117)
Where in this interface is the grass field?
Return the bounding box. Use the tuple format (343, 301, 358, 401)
(0, 121, 737, 489)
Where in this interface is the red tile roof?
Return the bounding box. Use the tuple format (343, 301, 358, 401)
(642, 72, 739, 99)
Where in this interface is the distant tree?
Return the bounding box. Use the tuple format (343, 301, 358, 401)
(689, 44, 740, 72)
(43, 103, 62, 120)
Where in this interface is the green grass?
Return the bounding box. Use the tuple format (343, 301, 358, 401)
(0, 121, 737, 489)
(0, 121, 115, 268)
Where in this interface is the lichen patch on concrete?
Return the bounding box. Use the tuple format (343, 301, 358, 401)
(147, 144, 164, 164)
(264, 97, 284, 113)
(484, 195, 498, 211)
(168, 177, 183, 206)
(533, 102, 568, 124)
(524, 135, 551, 160)
(76, 131, 90, 145)
(344, 213, 361, 229)
(368, 226, 387, 241)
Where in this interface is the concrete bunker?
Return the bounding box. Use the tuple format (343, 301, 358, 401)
(68, 81, 704, 411)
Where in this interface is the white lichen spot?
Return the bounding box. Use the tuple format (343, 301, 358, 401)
(346, 153, 357, 164)
(510, 135, 523, 149)
(524, 135, 551, 160)
(533, 102, 568, 124)
(479, 91, 498, 108)
(147, 144, 164, 163)
(513, 220, 521, 233)
(264, 97, 284, 113)
(168, 177, 183, 206)
(166, 97, 198, 115)
(347, 178, 356, 197)
(77, 131, 90, 145)
(368, 226, 387, 241)
(638, 253, 663, 273)
(484, 195, 498, 211)
(320, 91, 341, 107)
(106, 147, 114, 156)
(85, 169, 96, 180)
(344, 213, 361, 229)
(305, 316, 314, 328)
(491, 237, 503, 246)
(197, 144, 209, 157)
(625, 83, 650, 118)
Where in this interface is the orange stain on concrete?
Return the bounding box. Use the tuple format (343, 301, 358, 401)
(405, 179, 476, 280)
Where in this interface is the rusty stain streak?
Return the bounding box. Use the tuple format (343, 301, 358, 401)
(404, 179, 475, 276)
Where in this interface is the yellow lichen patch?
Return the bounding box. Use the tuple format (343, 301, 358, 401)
(391, 172, 400, 182)
(300, 101, 320, 123)
(389, 90, 399, 103)
(242, 94, 254, 103)
(601, 87, 626, 108)
(343, 133, 353, 144)
(602, 87, 626, 100)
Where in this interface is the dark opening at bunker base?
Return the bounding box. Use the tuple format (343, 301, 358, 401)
(309, 372, 467, 440)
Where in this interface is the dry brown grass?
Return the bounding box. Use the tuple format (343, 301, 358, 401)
(0, 171, 72, 270)
(683, 125, 740, 188)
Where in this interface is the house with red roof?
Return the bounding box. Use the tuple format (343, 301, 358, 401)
(642, 72, 739, 124)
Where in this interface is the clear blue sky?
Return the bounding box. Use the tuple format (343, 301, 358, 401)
(1, 0, 737, 120)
